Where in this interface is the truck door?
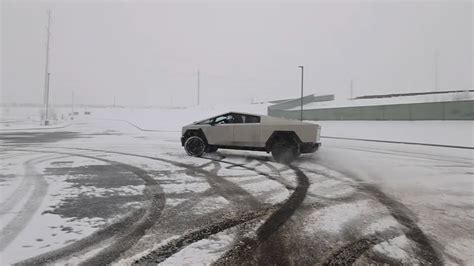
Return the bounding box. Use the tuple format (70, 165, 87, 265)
(203, 114, 234, 146)
(232, 114, 262, 147)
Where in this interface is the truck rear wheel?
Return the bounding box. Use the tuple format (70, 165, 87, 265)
(184, 136, 207, 157)
(271, 141, 300, 164)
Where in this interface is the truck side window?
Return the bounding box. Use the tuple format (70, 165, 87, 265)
(214, 116, 226, 124)
(232, 114, 244, 124)
(214, 114, 234, 124)
(244, 115, 260, 123)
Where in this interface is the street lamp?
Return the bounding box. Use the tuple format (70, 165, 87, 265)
(298, 66, 304, 121)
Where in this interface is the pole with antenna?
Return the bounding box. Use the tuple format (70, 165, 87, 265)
(43, 10, 51, 125)
(45, 73, 50, 124)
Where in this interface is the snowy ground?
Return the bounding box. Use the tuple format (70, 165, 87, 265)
(317, 120, 474, 148)
(0, 105, 473, 265)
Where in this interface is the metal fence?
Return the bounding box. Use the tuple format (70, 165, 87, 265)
(268, 100, 474, 120)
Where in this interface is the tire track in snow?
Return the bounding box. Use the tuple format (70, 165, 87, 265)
(0, 155, 57, 251)
(214, 166, 309, 264)
(322, 230, 401, 265)
(215, 154, 340, 202)
(51, 148, 286, 264)
(124, 156, 273, 264)
(104, 146, 442, 265)
(204, 153, 295, 191)
(79, 162, 165, 266)
(359, 183, 443, 265)
(124, 159, 267, 264)
(54, 147, 263, 211)
(17, 208, 147, 265)
(220, 153, 442, 264)
(207, 161, 261, 210)
(54, 147, 264, 211)
(13, 149, 164, 266)
(133, 206, 277, 264)
(201, 154, 313, 264)
(0, 155, 66, 217)
(13, 147, 267, 265)
(212, 155, 397, 264)
(82, 150, 266, 262)
(301, 160, 444, 265)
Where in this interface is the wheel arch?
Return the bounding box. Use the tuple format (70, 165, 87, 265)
(183, 129, 208, 145)
(265, 131, 302, 151)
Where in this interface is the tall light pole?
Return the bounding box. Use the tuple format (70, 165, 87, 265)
(298, 66, 304, 121)
(350, 79, 354, 99)
(71, 90, 75, 119)
(434, 50, 439, 92)
(197, 69, 200, 105)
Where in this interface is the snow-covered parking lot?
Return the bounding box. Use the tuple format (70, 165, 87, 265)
(0, 106, 473, 265)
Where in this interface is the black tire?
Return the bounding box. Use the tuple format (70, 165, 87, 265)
(206, 146, 218, 153)
(184, 136, 207, 157)
(271, 141, 300, 164)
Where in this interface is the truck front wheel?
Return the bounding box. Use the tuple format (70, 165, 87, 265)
(184, 136, 207, 157)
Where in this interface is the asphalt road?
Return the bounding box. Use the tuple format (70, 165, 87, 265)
(0, 120, 472, 265)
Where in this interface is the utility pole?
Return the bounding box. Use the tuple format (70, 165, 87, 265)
(350, 79, 354, 99)
(45, 73, 50, 124)
(197, 69, 200, 105)
(43, 10, 51, 125)
(71, 90, 75, 116)
(298, 66, 304, 121)
(434, 50, 439, 92)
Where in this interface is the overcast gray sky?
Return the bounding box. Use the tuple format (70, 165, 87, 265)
(1, 1, 472, 106)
